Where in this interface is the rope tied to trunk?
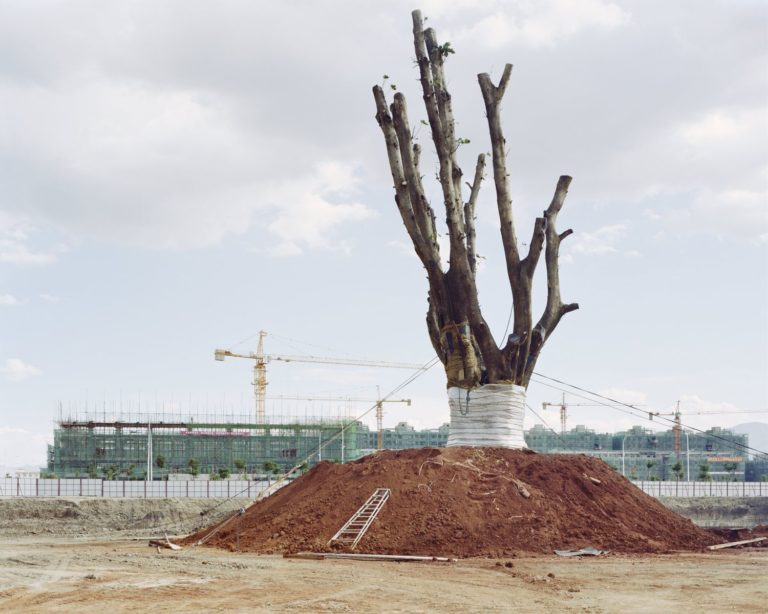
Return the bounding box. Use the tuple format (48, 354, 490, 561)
(440, 321, 480, 388)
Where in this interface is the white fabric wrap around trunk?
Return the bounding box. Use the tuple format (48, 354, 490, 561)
(446, 383, 527, 449)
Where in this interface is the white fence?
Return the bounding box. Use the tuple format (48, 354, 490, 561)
(1, 477, 765, 499)
(636, 480, 767, 498)
(0, 478, 276, 498)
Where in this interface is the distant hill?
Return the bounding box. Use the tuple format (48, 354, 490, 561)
(732, 422, 768, 457)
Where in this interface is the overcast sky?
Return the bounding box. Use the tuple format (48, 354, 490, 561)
(1, 0, 766, 468)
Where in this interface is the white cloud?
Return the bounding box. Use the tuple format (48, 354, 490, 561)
(0, 78, 266, 250)
(288, 366, 380, 390)
(687, 189, 768, 241)
(677, 108, 762, 146)
(39, 293, 61, 303)
(569, 223, 629, 255)
(456, 0, 630, 49)
(265, 163, 376, 257)
(387, 239, 415, 257)
(0, 241, 57, 265)
(0, 358, 41, 381)
(0, 427, 50, 467)
(597, 387, 648, 407)
(0, 3, 400, 255)
(679, 394, 742, 415)
(0, 213, 59, 265)
(0, 71, 381, 253)
(599, 105, 767, 241)
(642, 209, 662, 221)
(0, 294, 23, 306)
(673, 395, 768, 432)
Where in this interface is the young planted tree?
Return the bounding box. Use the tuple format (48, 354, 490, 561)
(698, 463, 711, 481)
(671, 461, 684, 482)
(723, 461, 739, 482)
(646, 460, 657, 480)
(373, 10, 578, 447)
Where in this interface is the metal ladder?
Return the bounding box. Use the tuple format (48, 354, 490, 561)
(328, 488, 391, 549)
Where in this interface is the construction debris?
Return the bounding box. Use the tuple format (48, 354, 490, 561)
(149, 539, 182, 551)
(511, 478, 531, 498)
(555, 547, 606, 557)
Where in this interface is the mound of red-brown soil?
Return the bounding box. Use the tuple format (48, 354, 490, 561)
(186, 447, 718, 556)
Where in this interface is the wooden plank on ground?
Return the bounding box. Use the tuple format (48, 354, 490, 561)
(149, 539, 182, 551)
(707, 537, 765, 551)
(288, 552, 453, 562)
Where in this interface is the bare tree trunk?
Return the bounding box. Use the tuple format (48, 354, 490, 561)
(373, 10, 578, 447)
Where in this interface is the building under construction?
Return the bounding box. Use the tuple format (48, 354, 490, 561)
(47, 413, 362, 479)
(526, 423, 749, 481)
(46, 408, 751, 482)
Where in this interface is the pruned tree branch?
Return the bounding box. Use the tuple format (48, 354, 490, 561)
(424, 28, 465, 209)
(412, 11, 468, 276)
(372, 85, 428, 262)
(391, 93, 440, 265)
(522, 175, 580, 385)
(478, 65, 520, 277)
(374, 11, 577, 390)
(524, 217, 547, 277)
(464, 154, 485, 276)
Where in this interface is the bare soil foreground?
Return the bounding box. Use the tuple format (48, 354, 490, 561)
(0, 497, 250, 538)
(0, 536, 766, 613)
(2, 450, 767, 612)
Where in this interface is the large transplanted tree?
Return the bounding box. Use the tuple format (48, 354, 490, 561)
(373, 10, 578, 448)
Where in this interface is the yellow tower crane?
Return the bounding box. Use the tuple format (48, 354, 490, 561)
(263, 393, 412, 450)
(541, 394, 606, 435)
(214, 330, 423, 425)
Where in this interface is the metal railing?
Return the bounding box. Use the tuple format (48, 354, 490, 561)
(0, 478, 281, 498)
(2, 477, 765, 499)
(636, 480, 766, 498)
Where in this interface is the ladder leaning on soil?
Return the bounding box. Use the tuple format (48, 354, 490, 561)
(328, 488, 391, 549)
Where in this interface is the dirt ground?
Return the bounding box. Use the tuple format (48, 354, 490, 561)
(0, 535, 765, 613)
(1, 497, 765, 612)
(0, 497, 251, 538)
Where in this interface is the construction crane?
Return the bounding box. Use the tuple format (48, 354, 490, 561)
(643, 401, 761, 455)
(647, 401, 684, 455)
(262, 393, 412, 450)
(215, 330, 423, 423)
(541, 393, 606, 435)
